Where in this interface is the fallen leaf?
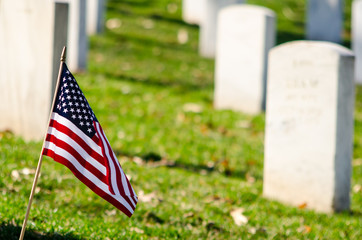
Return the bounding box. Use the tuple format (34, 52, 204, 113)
(11, 170, 20, 181)
(130, 227, 144, 234)
(352, 158, 362, 166)
(105, 209, 116, 216)
(142, 19, 154, 29)
(298, 203, 308, 209)
(167, 3, 178, 13)
(230, 208, 248, 226)
(106, 18, 122, 29)
(21, 168, 35, 175)
(183, 103, 203, 113)
(200, 124, 209, 134)
(303, 225, 312, 233)
(138, 190, 158, 203)
(177, 28, 188, 44)
(353, 184, 361, 193)
(183, 212, 194, 218)
(132, 157, 144, 165)
(236, 120, 251, 128)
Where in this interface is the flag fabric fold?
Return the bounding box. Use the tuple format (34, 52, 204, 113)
(42, 63, 137, 217)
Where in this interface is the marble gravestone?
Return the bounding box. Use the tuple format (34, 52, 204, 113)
(182, 0, 206, 25)
(199, 0, 244, 58)
(0, 0, 68, 141)
(306, 0, 343, 43)
(352, 0, 362, 84)
(264, 41, 355, 213)
(214, 5, 276, 114)
(58, 0, 88, 71)
(87, 0, 105, 35)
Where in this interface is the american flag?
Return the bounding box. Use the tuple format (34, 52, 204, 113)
(42, 63, 137, 217)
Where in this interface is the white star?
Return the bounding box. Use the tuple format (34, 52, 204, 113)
(61, 97, 65, 101)
(64, 83, 68, 87)
(63, 77, 66, 81)
(73, 96, 77, 100)
(63, 108, 68, 113)
(71, 115, 76, 119)
(86, 122, 90, 126)
(65, 89, 69, 94)
(68, 76, 72, 80)
(87, 128, 92, 133)
(70, 83, 74, 87)
(80, 122, 84, 126)
(75, 102, 79, 107)
(62, 103, 66, 107)
(69, 102, 73, 106)
(82, 109, 87, 114)
(78, 115, 83, 120)
(72, 89, 76, 94)
(66, 96, 71, 100)
(66, 70, 70, 74)
(76, 109, 81, 113)
(84, 116, 89, 120)
(70, 108, 74, 112)
(77, 91, 81, 94)
(81, 103, 85, 107)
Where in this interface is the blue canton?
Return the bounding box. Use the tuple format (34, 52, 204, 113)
(54, 64, 98, 138)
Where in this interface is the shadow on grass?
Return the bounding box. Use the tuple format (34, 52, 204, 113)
(0, 222, 83, 240)
(116, 150, 254, 181)
(102, 72, 212, 92)
(107, 1, 198, 28)
(105, 30, 197, 54)
(165, 161, 249, 180)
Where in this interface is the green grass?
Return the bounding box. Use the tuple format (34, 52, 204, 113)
(1, 0, 361, 239)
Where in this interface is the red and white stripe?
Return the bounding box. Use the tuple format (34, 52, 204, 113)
(42, 112, 137, 217)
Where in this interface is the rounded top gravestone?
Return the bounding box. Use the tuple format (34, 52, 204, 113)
(214, 4, 276, 114)
(264, 40, 355, 213)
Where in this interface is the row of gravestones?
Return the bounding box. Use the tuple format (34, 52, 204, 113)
(184, 1, 355, 213)
(0, 0, 105, 141)
(185, 0, 362, 84)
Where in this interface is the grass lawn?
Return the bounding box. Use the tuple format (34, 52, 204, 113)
(1, 0, 361, 239)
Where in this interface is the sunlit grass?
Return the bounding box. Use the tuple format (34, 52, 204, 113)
(0, 0, 361, 239)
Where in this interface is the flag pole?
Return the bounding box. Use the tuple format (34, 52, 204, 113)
(19, 46, 67, 240)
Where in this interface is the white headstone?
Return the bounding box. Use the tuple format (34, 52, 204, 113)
(199, 0, 244, 58)
(214, 5, 276, 114)
(0, 0, 69, 141)
(182, 0, 206, 25)
(352, 0, 362, 84)
(58, 0, 88, 71)
(306, 0, 343, 43)
(264, 41, 355, 213)
(87, 0, 105, 35)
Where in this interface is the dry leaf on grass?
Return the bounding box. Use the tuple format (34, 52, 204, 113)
(130, 227, 144, 234)
(230, 208, 248, 226)
(183, 103, 203, 113)
(138, 190, 160, 203)
(298, 202, 308, 209)
(105, 209, 117, 216)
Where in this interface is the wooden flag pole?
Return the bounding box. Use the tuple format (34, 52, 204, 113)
(19, 47, 67, 240)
